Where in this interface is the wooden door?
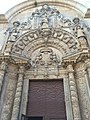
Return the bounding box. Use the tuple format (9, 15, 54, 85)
(26, 80, 67, 120)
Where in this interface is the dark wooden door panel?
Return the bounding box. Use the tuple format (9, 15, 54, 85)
(26, 80, 66, 120)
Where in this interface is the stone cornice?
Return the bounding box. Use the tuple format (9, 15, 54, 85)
(0, 14, 8, 24)
(62, 50, 90, 68)
(0, 53, 30, 66)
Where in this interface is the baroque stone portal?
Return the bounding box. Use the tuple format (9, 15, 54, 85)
(0, 2, 90, 120)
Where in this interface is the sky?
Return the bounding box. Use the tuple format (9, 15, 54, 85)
(0, 0, 90, 14)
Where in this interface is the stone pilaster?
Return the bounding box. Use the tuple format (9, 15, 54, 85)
(0, 61, 7, 93)
(67, 64, 81, 120)
(11, 65, 25, 120)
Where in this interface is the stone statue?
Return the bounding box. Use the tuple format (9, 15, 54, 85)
(5, 21, 20, 42)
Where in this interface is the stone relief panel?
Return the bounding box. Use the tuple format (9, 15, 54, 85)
(75, 63, 90, 120)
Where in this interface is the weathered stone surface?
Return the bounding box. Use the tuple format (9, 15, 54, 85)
(0, 64, 18, 120)
(67, 64, 81, 120)
(11, 65, 25, 120)
(0, 1, 90, 120)
(75, 63, 90, 120)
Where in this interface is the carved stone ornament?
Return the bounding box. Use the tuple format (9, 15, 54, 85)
(5, 21, 21, 42)
(5, 4, 90, 42)
(4, 4, 89, 64)
(31, 46, 60, 78)
(6, 29, 79, 58)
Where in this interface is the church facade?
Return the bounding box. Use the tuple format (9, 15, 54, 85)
(0, 0, 90, 120)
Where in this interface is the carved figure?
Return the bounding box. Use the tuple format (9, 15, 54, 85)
(5, 21, 20, 41)
(4, 5, 90, 40)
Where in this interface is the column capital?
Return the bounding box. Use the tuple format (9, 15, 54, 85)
(0, 61, 7, 71)
(18, 65, 25, 74)
(67, 64, 74, 73)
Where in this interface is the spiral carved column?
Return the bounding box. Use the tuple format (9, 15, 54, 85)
(11, 65, 25, 120)
(67, 64, 81, 120)
(0, 61, 7, 93)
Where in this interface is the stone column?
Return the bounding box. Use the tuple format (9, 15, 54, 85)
(76, 69, 90, 119)
(11, 65, 25, 120)
(0, 61, 7, 93)
(67, 64, 81, 120)
(85, 60, 90, 99)
(63, 72, 73, 120)
(85, 60, 90, 79)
